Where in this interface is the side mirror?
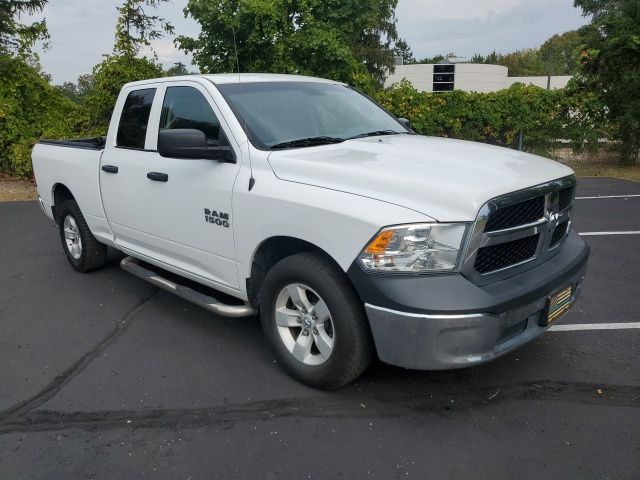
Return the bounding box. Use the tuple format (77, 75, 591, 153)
(158, 129, 235, 163)
(397, 117, 412, 130)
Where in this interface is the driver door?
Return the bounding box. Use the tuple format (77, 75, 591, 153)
(101, 81, 242, 291)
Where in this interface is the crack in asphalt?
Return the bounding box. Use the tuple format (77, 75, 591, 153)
(0, 290, 160, 426)
(0, 380, 637, 434)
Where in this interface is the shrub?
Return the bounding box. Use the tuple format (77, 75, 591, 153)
(82, 54, 164, 132)
(375, 80, 609, 153)
(0, 53, 164, 178)
(0, 54, 84, 178)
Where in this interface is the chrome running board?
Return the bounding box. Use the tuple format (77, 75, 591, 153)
(120, 256, 256, 318)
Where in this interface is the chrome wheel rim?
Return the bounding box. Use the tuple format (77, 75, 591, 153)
(274, 283, 335, 366)
(63, 215, 82, 260)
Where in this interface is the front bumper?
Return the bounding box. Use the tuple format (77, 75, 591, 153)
(349, 230, 589, 370)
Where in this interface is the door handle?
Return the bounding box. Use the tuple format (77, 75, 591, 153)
(101, 165, 119, 174)
(147, 172, 169, 182)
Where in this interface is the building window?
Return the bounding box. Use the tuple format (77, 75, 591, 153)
(434, 65, 455, 74)
(433, 64, 455, 92)
(433, 73, 455, 83)
(433, 83, 455, 92)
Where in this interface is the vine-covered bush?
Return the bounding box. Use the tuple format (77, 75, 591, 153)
(376, 80, 609, 153)
(0, 53, 164, 178)
(0, 54, 85, 177)
(82, 54, 164, 132)
(0, 61, 611, 179)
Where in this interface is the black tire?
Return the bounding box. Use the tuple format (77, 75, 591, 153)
(259, 252, 374, 389)
(57, 199, 108, 273)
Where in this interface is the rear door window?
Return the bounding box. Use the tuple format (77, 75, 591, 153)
(160, 87, 221, 145)
(116, 88, 156, 149)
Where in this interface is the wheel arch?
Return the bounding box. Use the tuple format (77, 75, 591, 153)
(51, 183, 76, 224)
(246, 236, 346, 308)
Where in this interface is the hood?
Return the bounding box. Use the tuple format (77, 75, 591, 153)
(267, 134, 574, 221)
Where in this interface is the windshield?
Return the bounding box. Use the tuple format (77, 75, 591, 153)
(215, 81, 409, 150)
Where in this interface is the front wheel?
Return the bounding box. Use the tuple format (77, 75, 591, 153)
(259, 252, 374, 389)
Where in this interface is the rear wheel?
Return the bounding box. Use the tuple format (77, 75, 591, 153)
(259, 252, 373, 389)
(58, 199, 107, 273)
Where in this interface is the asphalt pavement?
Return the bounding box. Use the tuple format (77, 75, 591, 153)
(0, 178, 638, 479)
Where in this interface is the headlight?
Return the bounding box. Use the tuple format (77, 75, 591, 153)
(358, 223, 468, 273)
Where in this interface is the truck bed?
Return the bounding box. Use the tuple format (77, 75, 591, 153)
(32, 139, 107, 231)
(39, 137, 107, 150)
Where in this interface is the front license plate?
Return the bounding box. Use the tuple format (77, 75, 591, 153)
(545, 285, 573, 325)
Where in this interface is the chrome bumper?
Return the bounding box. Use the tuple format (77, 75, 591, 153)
(365, 279, 584, 370)
(37, 195, 47, 215)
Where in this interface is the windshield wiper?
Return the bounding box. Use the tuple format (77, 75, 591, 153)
(347, 130, 404, 140)
(270, 136, 345, 150)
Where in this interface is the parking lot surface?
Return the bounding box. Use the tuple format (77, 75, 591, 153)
(1, 177, 638, 479)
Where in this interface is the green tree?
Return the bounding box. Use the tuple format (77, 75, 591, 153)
(81, 0, 170, 131)
(55, 81, 81, 103)
(0, 0, 79, 178)
(114, 0, 174, 57)
(469, 33, 583, 77)
(166, 61, 190, 76)
(177, 0, 399, 89)
(55, 74, 95, 103)
(393, 38, 414, 64)
(539, 30, 583, 75)
(0, 0, 48, 52)
(574, 0, 640, 164)
(416, 53, 452, 64)
(0, 54, 83, 177)
(82, 57, 163, 133)
(495, 48, 545, 76)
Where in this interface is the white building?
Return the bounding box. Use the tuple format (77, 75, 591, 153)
(385, 61, 571, 93)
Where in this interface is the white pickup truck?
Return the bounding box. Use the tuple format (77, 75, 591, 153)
(32, 74, 589, 388)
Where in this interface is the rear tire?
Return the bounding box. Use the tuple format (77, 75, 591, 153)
(259, 252, 373, 389)
(58, 199, 107, 273)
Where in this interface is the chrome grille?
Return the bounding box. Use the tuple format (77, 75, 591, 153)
(484, 196, 545, 232)
(474, 234, 540, 274)
(462, 176, 576, 284)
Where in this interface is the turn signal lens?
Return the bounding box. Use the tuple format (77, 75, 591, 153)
(359, 223, 468, 273)
(364, 230, 396, 254)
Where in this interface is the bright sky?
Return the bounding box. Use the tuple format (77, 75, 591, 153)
(27, 0, 589, 84)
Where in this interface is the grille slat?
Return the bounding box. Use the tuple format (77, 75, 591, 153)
(550, 220, 569, 246)
(474, 234, 540, 274)
(484, 196, 545, 232)
(558, 187, 574, 211)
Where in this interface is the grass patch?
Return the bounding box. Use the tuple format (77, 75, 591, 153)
(571, 165, 640, 182)
(548, 147, 639, 183)
(0, 174, 37, 202)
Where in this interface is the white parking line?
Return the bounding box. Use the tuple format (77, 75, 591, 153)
(550, 322, 640, 332)
(576, 194, 640, 200)
(579, 231, 640, 236)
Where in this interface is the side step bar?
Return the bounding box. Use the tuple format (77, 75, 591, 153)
(120, 256, 257, 318)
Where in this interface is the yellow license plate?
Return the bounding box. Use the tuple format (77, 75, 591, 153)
(546, 285, 573, 325)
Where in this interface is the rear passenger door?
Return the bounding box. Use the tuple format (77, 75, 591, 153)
(100, 81, 243, 292)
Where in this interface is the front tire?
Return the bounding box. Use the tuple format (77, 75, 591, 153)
(58, 199, 107, 273)
(259, 252, 373, 389)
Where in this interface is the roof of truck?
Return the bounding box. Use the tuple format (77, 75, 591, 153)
(203, 73, 343, 85)
(125, 73, 345, 88)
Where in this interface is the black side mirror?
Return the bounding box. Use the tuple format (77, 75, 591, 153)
(158, 129, 236, 163)
(398, 117, 412, 130)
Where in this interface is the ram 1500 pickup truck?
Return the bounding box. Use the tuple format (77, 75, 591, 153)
(32, 74, 589, 389)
